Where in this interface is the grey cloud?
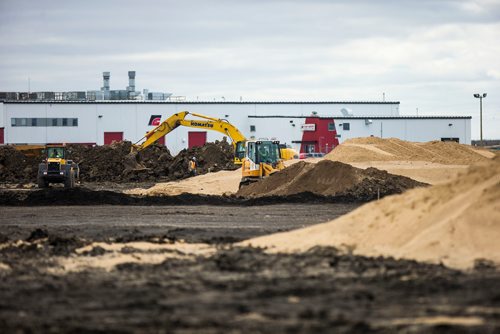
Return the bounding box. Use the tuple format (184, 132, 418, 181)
(0, 0, 499, 138)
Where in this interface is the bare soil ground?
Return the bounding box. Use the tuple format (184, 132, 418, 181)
(1, 138, 498, 333)
(0, 204, 499, 333)
(0, 204, 357, 243)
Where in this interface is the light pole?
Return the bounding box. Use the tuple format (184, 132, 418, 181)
(473, 93, 487, 144)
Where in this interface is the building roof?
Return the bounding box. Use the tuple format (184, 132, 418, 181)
(248, 115, 472, 119)
(1, 100, 400, 105)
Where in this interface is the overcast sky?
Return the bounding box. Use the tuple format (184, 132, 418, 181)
(0, 0, 499, 139)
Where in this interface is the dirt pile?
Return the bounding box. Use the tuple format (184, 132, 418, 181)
(69, 140, 236, 182)
(66, 141, 173, 182)
(0, 146, 40, 184)
(237, 160, 426, 201)
(165, 139, 237, 180)
(0, 140, 236, 184)
(243, 156, 500, 269)
(326, 137, 492, 164)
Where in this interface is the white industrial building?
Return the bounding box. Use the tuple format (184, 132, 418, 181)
(0, 101, 471, 154)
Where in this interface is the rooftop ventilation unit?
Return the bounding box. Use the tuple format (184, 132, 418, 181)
(102, 72, 110, 91)
(127, 71, 136, 92)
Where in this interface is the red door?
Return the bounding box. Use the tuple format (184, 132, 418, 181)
(188, 131, 207, 148)
(104, 132, 123, 145)
(0, 128, 4, 144)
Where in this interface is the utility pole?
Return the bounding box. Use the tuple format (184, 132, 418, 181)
(473, 93, 487, 145)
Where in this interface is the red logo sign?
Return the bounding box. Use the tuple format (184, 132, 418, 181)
(148, 115, 162, 126)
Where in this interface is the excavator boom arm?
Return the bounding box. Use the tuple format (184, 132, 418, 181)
(177, 119, 245, 145)
(132, 111, 246, 153)
(132, 111, 189, 151)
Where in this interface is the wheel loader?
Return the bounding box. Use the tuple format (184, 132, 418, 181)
(37, 145, 79, 188)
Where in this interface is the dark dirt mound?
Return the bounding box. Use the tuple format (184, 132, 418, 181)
(0, 140, 236, 184)
(237, 160, 427, 200)
(67, 142, 152, 182)
(167, 139, 237, 180)
(26, 228, 49, 242)
(0, 186, 421, 207)
(1, 242, 499, 333)
(0, 146, 40, 183)
(68, 140, 236, 182)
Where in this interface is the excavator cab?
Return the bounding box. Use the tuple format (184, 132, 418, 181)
(235, 141, 246, 162)
(240, 140, 284, 187)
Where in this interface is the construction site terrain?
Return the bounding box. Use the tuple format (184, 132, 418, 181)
(0, 138, 499, 333)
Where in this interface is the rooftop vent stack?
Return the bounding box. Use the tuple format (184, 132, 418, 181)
(127, 71, 136, 92)
(102, 72, 110, 91)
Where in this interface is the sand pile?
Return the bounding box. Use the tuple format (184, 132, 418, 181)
(236, 160, 426, 201)
(326, 137, 492, 164)
(243, 156, 500, 269)
(127, 169, 242, 196)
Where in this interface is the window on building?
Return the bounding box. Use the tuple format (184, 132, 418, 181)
(250, 125, 256, 132)
(328, 122, 336, 131)
(343, 123, 350, 131)
(10, 117, 78, 127)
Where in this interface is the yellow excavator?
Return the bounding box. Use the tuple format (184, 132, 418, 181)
(132, 111, 247, 164)
(132, 111, 286, 186)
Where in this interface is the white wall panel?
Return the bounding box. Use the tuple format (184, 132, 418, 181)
(2, 102, 470, 154)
